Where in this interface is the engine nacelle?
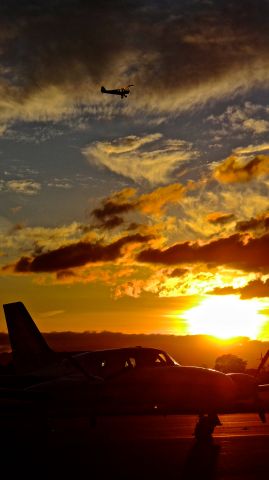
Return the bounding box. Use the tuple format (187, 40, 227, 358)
(227, 373, 258, 400)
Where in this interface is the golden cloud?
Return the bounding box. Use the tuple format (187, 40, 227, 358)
(6, 180, 41, 195)
(206, 212, 235, 225)
(83, 134, 197, 184)
(213, 154, 269, 183)
(91, 182, 191, 231)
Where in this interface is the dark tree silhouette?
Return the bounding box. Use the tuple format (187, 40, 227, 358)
(214, 354, 247, 373)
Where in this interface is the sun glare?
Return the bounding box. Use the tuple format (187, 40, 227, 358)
(183, 295, 267, 339)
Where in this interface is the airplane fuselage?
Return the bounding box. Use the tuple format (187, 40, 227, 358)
(101, 86, 130, 98)
(22, 347, 263, 418)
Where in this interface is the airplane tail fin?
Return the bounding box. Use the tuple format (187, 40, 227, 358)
(3, 302, 56, 374)
(101, 86, 106, 93)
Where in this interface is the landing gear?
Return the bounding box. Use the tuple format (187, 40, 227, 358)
(194, 414, 222, 441)
(258, 408, 266, 424)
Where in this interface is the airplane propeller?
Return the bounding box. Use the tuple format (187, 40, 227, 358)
(247, 382, 267, 423)
(124, 84, 134, 93)
(227, 372, 267, 424)
(256, 383, 269, 423)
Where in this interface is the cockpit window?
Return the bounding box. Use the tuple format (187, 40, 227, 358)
(75, 348, 179, 379)
(154, 353, 167, 365)
(124, 357, 136, 368)
(129, 357, 136, 368)
(135, 349, 176, 367)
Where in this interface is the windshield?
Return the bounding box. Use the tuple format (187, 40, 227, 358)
(75, 348, 179, 379)
(134, 349, 179, 367)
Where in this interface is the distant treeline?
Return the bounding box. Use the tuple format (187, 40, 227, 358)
(1, 331, 269, 371)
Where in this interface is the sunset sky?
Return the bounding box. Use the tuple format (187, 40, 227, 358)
(1, 0, 269, 339)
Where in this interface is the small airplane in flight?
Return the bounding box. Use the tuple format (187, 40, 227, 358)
(1, 301, 269, 440)
(101, 84, 134, 98)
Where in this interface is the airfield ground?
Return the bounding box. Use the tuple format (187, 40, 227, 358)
(1, 411, 269, 479)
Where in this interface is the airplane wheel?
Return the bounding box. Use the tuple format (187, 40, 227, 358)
(194, 415, 214, 441)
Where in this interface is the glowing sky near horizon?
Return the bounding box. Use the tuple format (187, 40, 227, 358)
(184, 295, 267, 340)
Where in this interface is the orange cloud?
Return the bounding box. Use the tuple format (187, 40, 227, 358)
(91, 183, 192, 230)
(138, 183, 192, 216)
(213, 154, 269, 183)
(207, 212, 235, 225)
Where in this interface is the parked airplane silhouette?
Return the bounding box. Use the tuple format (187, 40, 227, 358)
(101, 84, 134, 98)
(2, 302, 269, 439)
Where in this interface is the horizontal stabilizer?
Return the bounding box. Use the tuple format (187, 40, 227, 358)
(258, 384, 269, 391)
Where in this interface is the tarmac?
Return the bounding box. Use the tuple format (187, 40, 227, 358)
(1, 412, 269, 479)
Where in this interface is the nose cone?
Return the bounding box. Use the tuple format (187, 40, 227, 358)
(149, 366, 237, 413)
(227, 373, 259, 411)
(227, 373, 257, 396)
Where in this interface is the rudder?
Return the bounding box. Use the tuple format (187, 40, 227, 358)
(3, 302, 56, 374)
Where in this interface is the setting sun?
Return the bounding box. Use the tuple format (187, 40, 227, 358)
(183, 295, 267, 339)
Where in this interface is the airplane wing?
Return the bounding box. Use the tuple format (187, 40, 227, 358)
(258, 383, 269, 391)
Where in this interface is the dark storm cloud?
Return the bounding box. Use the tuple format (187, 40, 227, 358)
(210, 278, 269, 299)
(98, 216, 125, 230)
(56, 269, 77, 280)
(169, 268, 188, 278)
(2, 0, 269, 116)
(137, 233, 269, 272)
(92, 201, 136, 221)
(0, 0, 133, 90)
(10, 233, 152, 273)
(236, 212, 269, 233)
(207, 212, 235, 225)
(92, 199, 136, 230)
